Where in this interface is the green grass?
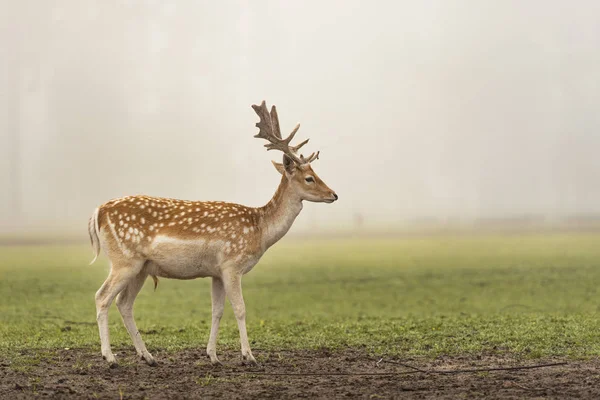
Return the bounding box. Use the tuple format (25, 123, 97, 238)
(1, 233, 600, 359)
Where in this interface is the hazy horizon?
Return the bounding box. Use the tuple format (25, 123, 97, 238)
(2, 1, 600, 233)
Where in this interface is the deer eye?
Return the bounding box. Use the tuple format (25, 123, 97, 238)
(305, 176, 315, 183)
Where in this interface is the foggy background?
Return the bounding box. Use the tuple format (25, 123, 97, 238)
(1, 0, 599, 235)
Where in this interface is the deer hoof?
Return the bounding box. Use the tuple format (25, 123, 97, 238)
(209, 355, 222, 365)
(242, 353, 258, 366)
(141, 352, 157, 366)
(103, 353, 118, 368)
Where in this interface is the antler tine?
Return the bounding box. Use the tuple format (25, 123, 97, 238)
(301, 151, 320, 164)
(283, 123, 301, 145)
(252, 101, 319, 165)
(252, 101, 276, 140)
(290, 138, 309, 153)
(269, 105, 282, 139)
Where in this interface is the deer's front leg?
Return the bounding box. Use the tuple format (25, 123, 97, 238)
(206, 277, 225, 365)
(223, 270, 257, 365)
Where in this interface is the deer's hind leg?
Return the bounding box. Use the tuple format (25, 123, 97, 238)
(95, 258, 145, 367)
(206, 277, 225, 365)
(116, 267, 156, 366)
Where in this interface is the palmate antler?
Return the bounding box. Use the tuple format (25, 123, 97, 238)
(252, 101, 319, 165)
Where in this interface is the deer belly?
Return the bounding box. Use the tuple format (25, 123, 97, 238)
(145, 236, 224, 279)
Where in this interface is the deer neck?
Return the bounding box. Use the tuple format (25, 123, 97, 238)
(258, 175, 303, 250)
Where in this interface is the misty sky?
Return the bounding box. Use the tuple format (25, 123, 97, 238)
(1, 1, 600, 232)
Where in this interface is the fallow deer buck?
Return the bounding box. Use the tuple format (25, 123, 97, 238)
(88, 101, 337, 367)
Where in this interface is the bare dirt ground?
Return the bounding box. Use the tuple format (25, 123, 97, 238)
(1, 348, 599, 399)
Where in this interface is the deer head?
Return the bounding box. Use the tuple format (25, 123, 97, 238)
(252, 101, 338, 203)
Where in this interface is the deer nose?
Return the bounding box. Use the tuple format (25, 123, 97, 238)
(333, 193, 339, 201)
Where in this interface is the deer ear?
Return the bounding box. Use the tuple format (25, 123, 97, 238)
(271, 160, 285, 175)
(282, 154, 296, 175)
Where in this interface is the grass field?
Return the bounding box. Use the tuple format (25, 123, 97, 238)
(2, 232, 600, 360)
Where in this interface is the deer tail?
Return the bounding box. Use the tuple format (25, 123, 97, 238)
(88, 207, 101, 265)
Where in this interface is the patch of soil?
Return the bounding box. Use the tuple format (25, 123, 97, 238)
(1, 348, 599, 399)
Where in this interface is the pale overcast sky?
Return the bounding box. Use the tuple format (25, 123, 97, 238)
(1, 1, 599, 232)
